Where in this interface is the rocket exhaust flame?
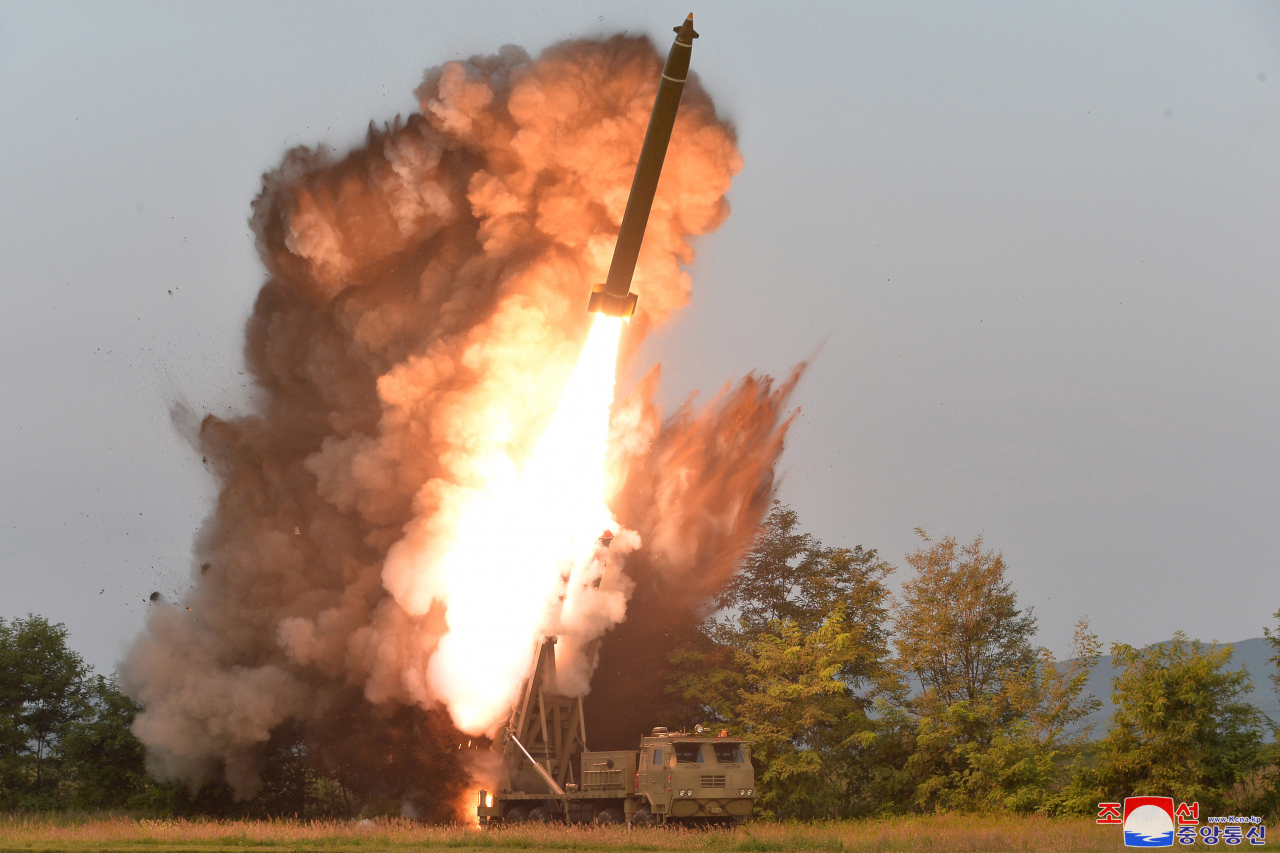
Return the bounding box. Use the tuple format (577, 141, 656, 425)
(422, 315, 628, 734)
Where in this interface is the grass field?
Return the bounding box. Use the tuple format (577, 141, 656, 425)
(2, 813, 1269, 853)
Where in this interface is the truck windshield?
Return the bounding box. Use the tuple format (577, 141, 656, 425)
(674, 743, 703, 763)
(712, 743, 743, 763)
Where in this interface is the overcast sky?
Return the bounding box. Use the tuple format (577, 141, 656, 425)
(1, 0, 1276, 674)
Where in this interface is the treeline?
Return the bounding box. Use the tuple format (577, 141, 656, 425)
(666, 503, 1280, 820)
(3, 504, 1279, 820)
(0, 617, 352, 816)
(0, 616, 145, 812)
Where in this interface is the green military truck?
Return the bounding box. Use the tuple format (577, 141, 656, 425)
(476, 638, 755, 826)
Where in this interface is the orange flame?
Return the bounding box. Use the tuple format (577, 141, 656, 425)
(424, 315, 627, 734)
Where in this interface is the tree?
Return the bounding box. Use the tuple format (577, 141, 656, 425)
(1264, 608, 1280, 697)
(58, 675, 149, 809)
(894, 532, 1038, 709)
(711, 503, 895, 678)
(0, 615, 90, 807)
(0, 619, 24, 806)
(0, 612, 357, 817)
(1259, 608, 1280, 814)
(715, 503, 892, 634)
(736, 609, 881, 819)
(890, 534, 1098, 814)
(673, 607, 903, 819)
(668, 504, 898, 818)
(1090, 633, 1267, 814)
(898, 621, 1101, 814)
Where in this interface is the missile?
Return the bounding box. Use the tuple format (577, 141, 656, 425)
(588, 13, 699, 318)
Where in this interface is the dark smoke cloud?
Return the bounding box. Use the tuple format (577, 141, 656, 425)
(588, 368, 803, 750)
(122, 33, 796, 814)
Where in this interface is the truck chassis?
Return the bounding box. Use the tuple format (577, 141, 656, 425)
(476, 639, 755, 826)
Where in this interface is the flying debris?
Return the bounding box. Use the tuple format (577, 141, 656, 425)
(587, 13, 699, 318)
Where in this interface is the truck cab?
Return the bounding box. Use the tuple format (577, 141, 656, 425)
(635, 727, 754, 822)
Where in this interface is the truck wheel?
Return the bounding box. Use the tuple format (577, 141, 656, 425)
(528, 806, 551, 823)
(630, 805, 656, 826)
(504, 805, 530, 823)
(594, 807, 623, 825)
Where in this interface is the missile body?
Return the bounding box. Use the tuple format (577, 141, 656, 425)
(588, 14, 699, 317)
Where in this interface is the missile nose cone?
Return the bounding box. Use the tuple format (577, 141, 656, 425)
(674, 12, 699, 41)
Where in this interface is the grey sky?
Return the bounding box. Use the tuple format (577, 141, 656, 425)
(1, 1, 1276, 674)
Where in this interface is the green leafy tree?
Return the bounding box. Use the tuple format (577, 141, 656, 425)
(1259, 609, 1280, 814)
(0, 619, 24, 806)
(715, 503, 892, 639)
(890, 534, 1098, 814)
(710, 503, 895, 667)
(894, 532, 1038, 709)
(1089, 632, 1267, 814)
(0, 615, 90, 807)
(58, 674, 149, 809)
(0, 612, 355, 817)
(669, 504, 898, 818)
(1264, 607, 1280, 697)
(899, 622, 1101, 814)
(731, 609, 873, 819)
(672, 504, 895, 724)
(674, 607, 902, 819)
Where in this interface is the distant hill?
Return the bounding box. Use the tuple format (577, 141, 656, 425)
(1075, 637, 1279, 739)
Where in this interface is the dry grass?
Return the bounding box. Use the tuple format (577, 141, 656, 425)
(0, 812, 1266, 852)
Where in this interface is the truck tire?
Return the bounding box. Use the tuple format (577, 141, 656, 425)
(528, 806, 551, 823)
(630, 805, 656, 826)
(504, 805, 530, 823)
(594, 807, 623, 825)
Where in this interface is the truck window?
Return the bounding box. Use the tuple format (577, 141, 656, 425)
(674, 743, 703, 763)
(712, 743, 743, 763)
(652, 748, 662, 766)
